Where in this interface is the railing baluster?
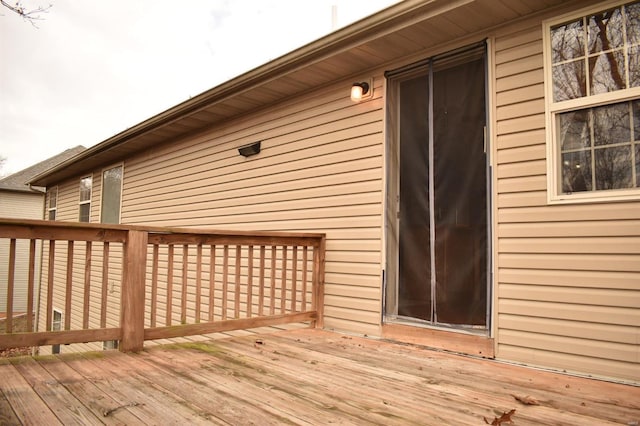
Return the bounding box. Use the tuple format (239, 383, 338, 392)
(181, 244, 188, 325)
(64, 241, 74, 331)
(167, 244, 174, 326)
(259, 246, 265, 316)
(222, 245, 229, 321)
(270, 246, 276, 316)
(209, 244, 216, 322)
(27, 239, 36, 331)
(247, 245, 253, 317)
(195, 243, 202, 324)
(46, 240, 55, 331)
(302, 246, 308, 312)
(101, 242, 109, 329)
(292, 246, 298, 313)
(281, 246, 287, 314)
(6, 239, 16, 333)
(151, 244, 159, 328)
(83, 241, 92, 329)
(234, 245, 241, 319)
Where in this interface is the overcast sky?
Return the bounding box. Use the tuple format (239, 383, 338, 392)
(0, 0, 398, 175)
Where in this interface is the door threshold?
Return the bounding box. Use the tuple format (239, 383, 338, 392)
(382, 322, 495, 358)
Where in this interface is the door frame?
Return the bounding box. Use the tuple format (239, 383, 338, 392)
(381, 39, 495, 342)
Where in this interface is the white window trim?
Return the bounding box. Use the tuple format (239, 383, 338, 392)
(544, 0, 640, 204)
(78, 175, 92, 222)
(99, 163, 124, 224)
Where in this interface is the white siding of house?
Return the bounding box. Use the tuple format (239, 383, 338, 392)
(493, 19, 640, 382)
(0, 191, 43, 313)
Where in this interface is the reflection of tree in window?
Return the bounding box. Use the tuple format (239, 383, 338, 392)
(588, 8, 625, 94)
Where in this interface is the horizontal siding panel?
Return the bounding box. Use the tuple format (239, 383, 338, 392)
(498, 269, 640, 290)
(127, 191, 381, 221)
(494, 24, 541, 52)
(325, 250, 380, 265)
(495, 68, 544, 93)
(323, 315, 380, 337)
(498, 202, 640, 223)
(497, 175, 546, 193)
(497, 344, 639, 382)
(496, 191, 547, 208)
(495, 83, 544, 107)
(496, 98, 544, 121)
(499, 314, 638, 344)
(495, 128, 545, 150)
(496, 113, 544, 135)
(498, 253, 640, 272)
(498, 283, 640, 308)
(324, 294, 379, 312)
(125, 158, 382, 203)
(498, 220, 640, 238)
(497, 159, 546, 179)
(497, 144, 546, 165)
(126, 134, 382, 192)
(126, 114, 383, 188)
(326, 261, 380, 277)
(499, 237, 640, 254)
(494, 53, 542, 79)
(495, 40, 542, 65)
(498, 329, 638, 363)
(498, 299, 639, 327)
(325, 239, 381, 252)
(324, 280, 380, 297)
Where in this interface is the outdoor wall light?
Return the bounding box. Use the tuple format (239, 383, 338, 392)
(238, 141, 261, 157)
(350, 81, 371, 102)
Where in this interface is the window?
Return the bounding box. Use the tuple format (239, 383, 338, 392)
(47, 186, 57, 220)
(545, 0, 640, 202)
(78, 175, 92, 222)
(100, 165, 122, 224)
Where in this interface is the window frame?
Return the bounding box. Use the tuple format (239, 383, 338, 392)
(544, 0, 640, 204)
(47, 186, 58, 221)
(99, 163, 123, 224)
(78, 175, 92, 222)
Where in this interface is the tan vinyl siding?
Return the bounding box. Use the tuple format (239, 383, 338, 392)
(122, 80, 384, 335)
(0, 191, 43, 313)
(494, 20, 640, 382)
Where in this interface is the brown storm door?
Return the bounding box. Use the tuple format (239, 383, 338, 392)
(385, 43, 490, 329)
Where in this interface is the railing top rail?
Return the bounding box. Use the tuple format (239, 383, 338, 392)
(0, 218, 326, 244)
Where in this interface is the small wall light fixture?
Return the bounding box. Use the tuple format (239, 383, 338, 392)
(238, 141, 261, 157)
(350, 80, 371, 102)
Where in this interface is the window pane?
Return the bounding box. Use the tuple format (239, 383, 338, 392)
(79, 203, 90, 223)
(553, 60, 586, 101)
(48, 210, 56, 221)
(101, 166, 122, 224)
(588, 7, 624, 53)
(558, 110, 589, 150)
(593, 102, 631, 146)
(562, 150, 592, 192)
(551, 19, 584, 63)
(589, 50, 626, 94)
(595, 146, 632, 189)
(625, 2, 640, 45)
(79, 176, 92, 202)
(630, 45, 640, 88)
(48, 187, 57, 209)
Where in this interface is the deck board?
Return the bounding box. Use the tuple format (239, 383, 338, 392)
(0, 329, 638, 425)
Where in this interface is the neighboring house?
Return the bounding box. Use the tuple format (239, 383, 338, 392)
(30, 0, 639, 383)
(0, 146, 85, 315)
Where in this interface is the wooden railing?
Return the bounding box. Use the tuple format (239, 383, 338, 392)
(0, 219, 325, 352)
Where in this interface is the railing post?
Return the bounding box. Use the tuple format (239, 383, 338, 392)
(312, 236, 326, 329)
(120, 230, 148, 352)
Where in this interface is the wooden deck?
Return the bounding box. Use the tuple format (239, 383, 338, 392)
(1, 329, 638, 425)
